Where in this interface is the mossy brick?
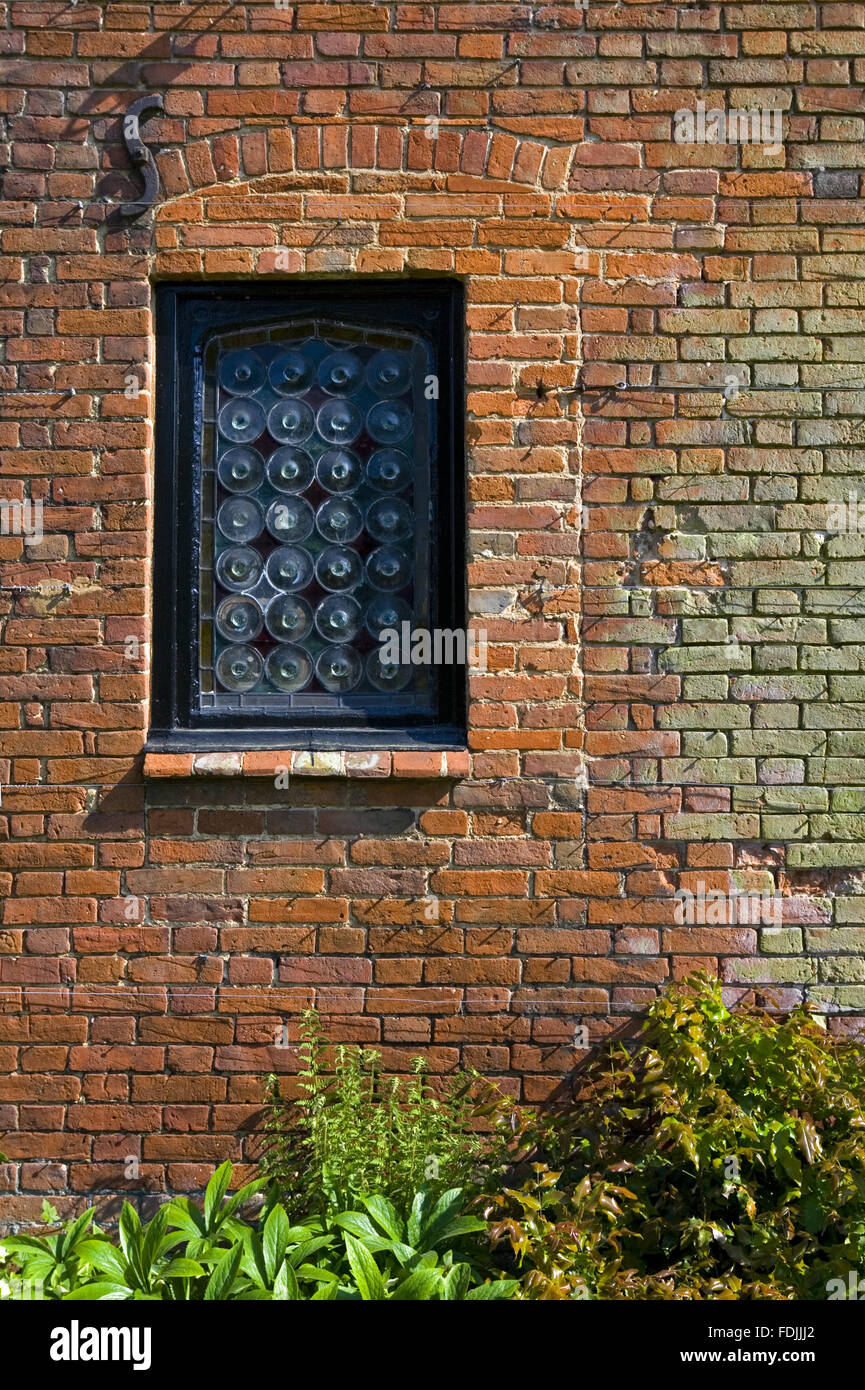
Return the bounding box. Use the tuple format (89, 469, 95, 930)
(657, 703, 750, 730)
(734, 786, 828, 811)
(661, 758, 756, 785)
(756, 591, 803, 615)
(729, 561, 825, 586)
(828, 562, 865, 585)
(811, 814, 865, 839)
(662, 813, 760, 839)
(807, 986, 865, 1010)
(788, 843, 865, 867)
(828, 734, 865, 755)
(761, 927, 804, 954)
(760, 814, 810, 838)
(732, 732, 825, 756)
(807, 591, 865, 615)
(831, 789, 865, 811)
(818, 759, 865, 783)
(731, 675, 827, 701)
(732, 617, 827, 643)
(829, 676, 865, 699)
(754, 703, 800, 728)
(806, 928, 865, 952)
(805, 705, 865, 730)
(680, 619, 728, 642)
(709, 534, 801, 559)
(759, 757, 806, 783)
(800, 646, 859, 672)
(683, 676, 731, 700)
(829, 619, 865, 642)
(681, 732, 729, 757)
(722, 957, 817, 984)
(818, 957, 865, 983)
(833, 899, 865, 923)
(660, 645, 751, 673)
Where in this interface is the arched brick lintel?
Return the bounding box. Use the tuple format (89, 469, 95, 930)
(154, 121, 580, 207)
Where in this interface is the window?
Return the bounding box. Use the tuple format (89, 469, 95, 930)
(150, 281, 465, 749)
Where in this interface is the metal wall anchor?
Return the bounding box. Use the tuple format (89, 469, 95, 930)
(119, 94, 164, 219)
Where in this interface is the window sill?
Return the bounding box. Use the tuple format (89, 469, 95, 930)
(143, 750, 470, 780)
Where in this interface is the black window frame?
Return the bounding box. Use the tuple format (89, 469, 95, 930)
(148, 279, 467, 752)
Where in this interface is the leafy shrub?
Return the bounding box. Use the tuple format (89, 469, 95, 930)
(1, 1163, 515, 1302)
(484, 974, 865, 1300)
(259, 1011, 502, 1214)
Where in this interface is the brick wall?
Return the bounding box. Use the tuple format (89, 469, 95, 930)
(2, 0, 865, 1219)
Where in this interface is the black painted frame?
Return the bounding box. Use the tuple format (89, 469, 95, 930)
(148, 280, 467, 751)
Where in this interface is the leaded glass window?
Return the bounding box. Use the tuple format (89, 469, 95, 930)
(151, 282, 465, 748)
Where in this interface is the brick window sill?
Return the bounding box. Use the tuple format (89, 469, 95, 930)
(143, 750, 470, 780)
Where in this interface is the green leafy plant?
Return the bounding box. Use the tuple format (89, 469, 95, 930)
(484, 974, 865, 1300)
(328, 1186, 515, 1300)
(259, 1011, 503, 1214)
(1, 1164, 512, 1302)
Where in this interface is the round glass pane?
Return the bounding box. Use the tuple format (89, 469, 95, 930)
(218, 350, 266, 397)
(215, 644, 263, 693)
(267, 446, 314, 495)
(315, 545, 363, 593)
(265, 497, 314, 544)
(217, 496, 264, 544)
(366, 350, 411, 398)
(215, 595, 263, 643)
(366, 449, 411, 493)
(366, 497, 413, 545)
(365, 594, 412, 641)
(315, 496, 363, 545)
(366, 399, 412, 445)
(367, 648, 412, 692)
(317, 449, 361, 494)
(215, 545, 263, 593)
(217, 446, 264, 494)
(318, 351, 364, 396)
(316, 398, 362, 446)
(268, 399, 315, 445)
(266, 644, 313, 693)
(315, 594, 362, 644)
(366, 545, 411, 592)
(269, 349, 314, 396)
(266, 545, 314, 592)
(265, 593, 313, 643)
(316, 644, 362, 693)
(218, 398, 266, 444)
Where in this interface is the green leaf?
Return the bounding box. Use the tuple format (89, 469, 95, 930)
(442, 1262, 472, 1301)
(57, 1208, 94, 1261)
(273, 1259, 300, 1301)
(162, 1258, 206, 1280)
(262, 1204, 290, 1283)
(464, 1280, 520, 1300)
(361, 1194, 405, 1243)
(62, 1283, 133, 1301)
(203, 1161, 233, 1231)
(390, 1267, 442, 1301)
(343, 1233, 386, 1301)
(203, 1243, 243, 1302)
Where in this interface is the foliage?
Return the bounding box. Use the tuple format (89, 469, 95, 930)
(483, 974, 865, 1300)
(1, 1163, 514, 1302)
(259, 1010, 502, 1214)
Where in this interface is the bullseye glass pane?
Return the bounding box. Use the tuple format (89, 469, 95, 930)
(198, 312, 436, 717)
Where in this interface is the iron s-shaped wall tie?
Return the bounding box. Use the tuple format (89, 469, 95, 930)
(120, 94, 164, 219)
